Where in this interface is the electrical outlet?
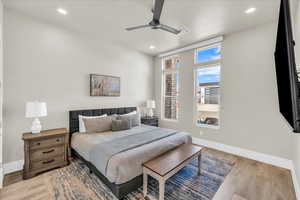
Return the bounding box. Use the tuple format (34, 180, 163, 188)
(199, 131, 204, 136)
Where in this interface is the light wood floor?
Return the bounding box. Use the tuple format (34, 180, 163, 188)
(2, 148, 297, 200)
(209, 149, 297, 200)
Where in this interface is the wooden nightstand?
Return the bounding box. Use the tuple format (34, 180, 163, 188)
(22, 128, 69, 179)
(141, 116, 159, 127)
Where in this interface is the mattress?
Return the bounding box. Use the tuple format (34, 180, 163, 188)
(71, 125, 192, 184)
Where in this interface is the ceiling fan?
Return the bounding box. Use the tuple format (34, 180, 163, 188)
(125, 0, 181, 35)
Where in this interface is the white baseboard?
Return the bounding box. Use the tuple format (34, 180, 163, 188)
(1, 160, 23, 188)
(192, 137, 300, 199)
(290, 163, 300, 200)
(192, 137, 292, 169)
(3, 159, 24, 175)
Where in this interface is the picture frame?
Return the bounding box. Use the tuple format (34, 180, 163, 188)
(90, 74, 120, 97)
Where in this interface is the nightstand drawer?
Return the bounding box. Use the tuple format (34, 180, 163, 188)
(31, 155, 65, 170)
(30, 145, 65, 161)
(30, 136, 64, 150)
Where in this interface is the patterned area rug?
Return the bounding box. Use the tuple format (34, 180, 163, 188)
(0, 149, 235, 200)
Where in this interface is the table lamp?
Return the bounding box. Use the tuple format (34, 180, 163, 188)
(146, 100, 156, 117)
(26, 101, 47, 134)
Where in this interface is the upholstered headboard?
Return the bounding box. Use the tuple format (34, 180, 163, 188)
(69, 107, 137, 135)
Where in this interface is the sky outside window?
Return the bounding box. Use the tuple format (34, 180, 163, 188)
(196, 46, 221, 64)
(197, 66, 220, 84)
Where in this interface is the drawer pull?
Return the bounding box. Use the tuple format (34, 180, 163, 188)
(36, 142, 41, 146)
(56, 139, 60, 142)
(43, 159, 55, 164)
(42, 149, 55, 154)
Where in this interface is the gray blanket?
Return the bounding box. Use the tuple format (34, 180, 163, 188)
(89, 128, 178, 175)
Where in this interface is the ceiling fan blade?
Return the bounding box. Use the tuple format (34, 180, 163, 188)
(126, 24, 151, 31)
(158, 24, 181, 34)
(153, 0, 165, 22)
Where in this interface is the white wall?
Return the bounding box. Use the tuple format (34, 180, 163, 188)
(0, 0, 3, 188)
(3, 9, 154, 163)
(155, 22, 296, 160)
(292, 0, 300, 190)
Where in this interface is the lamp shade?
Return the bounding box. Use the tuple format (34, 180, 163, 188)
(147, 100, 156, 109)
(26, 102, 47, 118)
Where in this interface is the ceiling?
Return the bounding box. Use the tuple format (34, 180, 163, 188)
(3, 0, 280, 55)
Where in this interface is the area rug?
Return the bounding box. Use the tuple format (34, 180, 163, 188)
(0, 149, 235, 200)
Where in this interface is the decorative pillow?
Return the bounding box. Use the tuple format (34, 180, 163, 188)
(118, 113, 141, 127)
(79, 114, 107, 133)
(83, 115, 116, 133)
(112, 119, 132, 131)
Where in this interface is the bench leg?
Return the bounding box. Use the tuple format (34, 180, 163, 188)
(143, 173, 148, 197)
(198, 154, 201, 176)
(159, 179, 165, 200)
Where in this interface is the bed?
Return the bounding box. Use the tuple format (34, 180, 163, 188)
(69, 107, 192, 199)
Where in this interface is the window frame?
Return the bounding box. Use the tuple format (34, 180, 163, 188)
(193, 43, 222, 129)
(161, 55, 180, 122)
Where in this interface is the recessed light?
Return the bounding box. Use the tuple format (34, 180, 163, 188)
(57, 8, 68, 15)
(149, 45, 156, 50)
(245, 7, 256, 14)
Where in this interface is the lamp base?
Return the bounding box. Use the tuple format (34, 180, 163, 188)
(31, 118, 42, 134)
(147, 109, 154, 118)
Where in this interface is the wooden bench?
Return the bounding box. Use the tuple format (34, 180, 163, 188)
(142, 144, 203, 200)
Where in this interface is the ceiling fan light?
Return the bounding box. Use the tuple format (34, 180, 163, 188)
(57, 8, 68, 15)
(245, 7, 256, 14)
(149, 45, 156, 50)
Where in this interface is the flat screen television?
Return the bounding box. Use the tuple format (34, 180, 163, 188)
(274, 0, 300, 132)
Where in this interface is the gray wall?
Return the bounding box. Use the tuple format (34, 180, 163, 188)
(3, 9, 154, 163)
(155, 22, 298, 161)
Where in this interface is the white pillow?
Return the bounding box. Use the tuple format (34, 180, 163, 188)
(120, 111, 137, 116)
(79, 114, 107, 133)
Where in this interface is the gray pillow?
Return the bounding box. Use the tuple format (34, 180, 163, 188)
(83, 115, 116, 133)
(118, 113, 141, 127)
(112, 119, 132, 131)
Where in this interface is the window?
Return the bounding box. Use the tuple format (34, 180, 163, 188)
(162, 55, 180, 120)
(195, 45, 221, 64)
(195, 45, 221, 127)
